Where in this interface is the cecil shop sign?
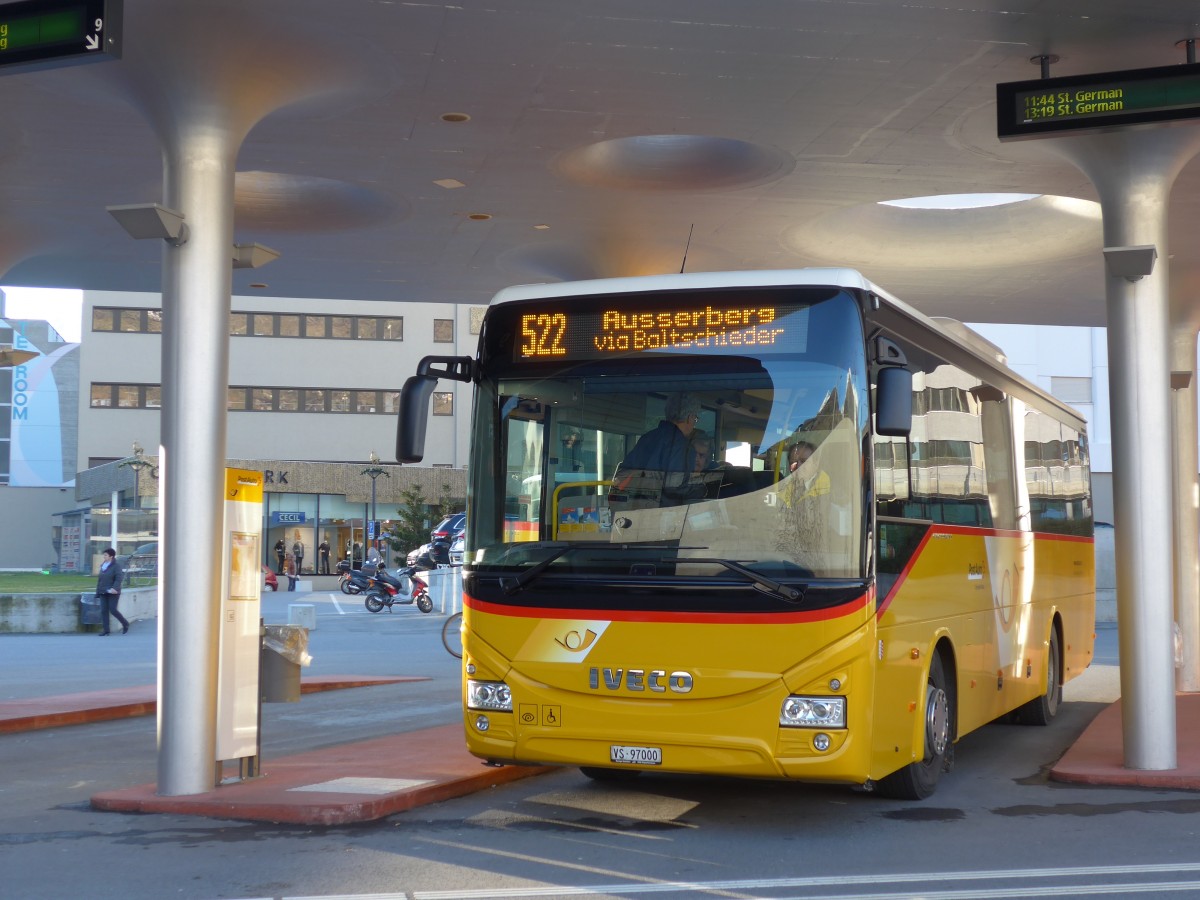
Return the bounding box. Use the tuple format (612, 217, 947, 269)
(270, 512, 306, 525)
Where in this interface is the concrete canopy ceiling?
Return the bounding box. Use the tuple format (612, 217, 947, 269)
(2, 0, 1200, 328)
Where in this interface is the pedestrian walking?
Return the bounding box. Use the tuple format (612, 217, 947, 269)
(95, 548, 129, 636)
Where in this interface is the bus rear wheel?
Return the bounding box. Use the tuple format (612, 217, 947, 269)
(1015, 627, 1061, 726)
(876, 653, 954, 800)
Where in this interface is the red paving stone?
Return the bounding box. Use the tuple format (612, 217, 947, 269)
(7, 678, 1200, 825)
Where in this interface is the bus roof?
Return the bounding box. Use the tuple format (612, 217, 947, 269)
(489, 268, 888, 305)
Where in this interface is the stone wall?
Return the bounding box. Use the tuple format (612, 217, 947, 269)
(0, 586, 157, 634)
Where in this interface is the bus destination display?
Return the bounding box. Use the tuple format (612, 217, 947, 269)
(515, 302, 807, 362)
(997, 62, 1200, 140)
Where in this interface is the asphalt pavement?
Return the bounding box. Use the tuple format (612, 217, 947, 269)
(3, 608, 1197, 826)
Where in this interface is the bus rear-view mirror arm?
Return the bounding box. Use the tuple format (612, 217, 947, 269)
(396, 355, 474, 463)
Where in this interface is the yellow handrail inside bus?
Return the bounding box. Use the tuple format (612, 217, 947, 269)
(550, 480, 611, 540)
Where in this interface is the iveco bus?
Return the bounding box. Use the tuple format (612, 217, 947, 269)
(398, 269, 1094, 799)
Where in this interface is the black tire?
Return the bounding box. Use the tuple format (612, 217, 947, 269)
(876, 653, 954, 800)
(340, 579, 357, 595)
(416, 590, 433, 614)
(441, 611, 463, 658)
(580, 766, 642, 782)
(364, 593, 386, 613)
(1015, 627, 1062, 726)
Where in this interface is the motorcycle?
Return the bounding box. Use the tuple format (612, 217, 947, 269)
(364, 565, 433, 614)
(338, 559, 375, 595)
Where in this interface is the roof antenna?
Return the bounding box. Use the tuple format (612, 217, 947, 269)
(680, 224, 694, 274)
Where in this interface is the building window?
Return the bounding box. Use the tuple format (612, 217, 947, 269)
(279, 389, 300, 411)
(381, 318, 403, 340)
(252, 388, 274, 411)
(434, 319, 454, 343)
(278, 315, 300, 338)
(383, 391, 400, 414)
(145, 386, 162, 409)
(92, 309, 115, 332)
(357, 318, 377, 340)
(229, 312, 248, 335)
(147, 310, 163, 334)
(90, 385, 114, 407)
(331, 317, 353, 339)
(119, 310, 142, 332)
(354, 390, 378, 413)
(252, 314, 274, 337)
(305, 315, 327, 338)
(117, 385, 141, 408)
(228, 388, 248, 411)
(432, 391, 454, 416)
(469, 306, 486, 335)
(331, 390, 351, 412)
(304, 389, 325, 412)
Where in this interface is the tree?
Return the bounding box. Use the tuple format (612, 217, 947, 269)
(386, 485, 430, 560)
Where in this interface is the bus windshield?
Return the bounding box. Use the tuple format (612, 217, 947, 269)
(467, 288, 869, 583)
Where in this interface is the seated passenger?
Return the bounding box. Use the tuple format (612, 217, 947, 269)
(785, 441, 831, 501)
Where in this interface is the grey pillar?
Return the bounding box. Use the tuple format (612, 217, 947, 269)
(1051, 129, 1200, 770)
(1171, 335, 1200, 692)
(155, 128, 238, 795)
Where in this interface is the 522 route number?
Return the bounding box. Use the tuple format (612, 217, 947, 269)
(519, 313, 567, 357)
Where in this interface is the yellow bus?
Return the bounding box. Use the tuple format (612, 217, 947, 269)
(398, 269, 1095, 799)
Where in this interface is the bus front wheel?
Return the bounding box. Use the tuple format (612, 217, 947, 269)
(876, 653, 954, 800)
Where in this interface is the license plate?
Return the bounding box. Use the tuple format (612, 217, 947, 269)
(609, 744, 662, 765)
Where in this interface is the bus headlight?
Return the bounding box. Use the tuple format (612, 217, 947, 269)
(467, 679, 513, 712)
(780, 696, 846, 728)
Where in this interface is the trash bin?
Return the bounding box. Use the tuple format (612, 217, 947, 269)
(260, 624, 311, 703)
(79, 594, 102, 628)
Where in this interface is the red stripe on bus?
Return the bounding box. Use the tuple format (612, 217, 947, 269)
(463, 591, 870, 625)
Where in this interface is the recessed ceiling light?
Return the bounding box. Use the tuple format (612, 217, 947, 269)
(434, 178, 466, 189)
(441, 112, 471, 123)
(249, 283, 268, 289)
(533, 224, 550, 230)
(468, 213, 491, 221)
(879, 193, 1041, 210)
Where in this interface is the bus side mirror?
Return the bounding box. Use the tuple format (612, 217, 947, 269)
(875, 366, 912, 437)
(397, 374, 437, 463)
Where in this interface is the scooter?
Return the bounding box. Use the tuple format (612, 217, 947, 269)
(364, 565, 433, 613)
(338, 559, 374, 595)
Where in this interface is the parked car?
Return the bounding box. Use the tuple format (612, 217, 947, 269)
(430, 512, 466, 543)
(118, 542, 158, 577)
(449, 534, 464, 566)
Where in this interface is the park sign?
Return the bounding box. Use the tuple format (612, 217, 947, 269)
(0, 0, 121, 74)
(997, 62, 1200, 141)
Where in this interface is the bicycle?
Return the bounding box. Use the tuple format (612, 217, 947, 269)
(441, 610, 463, 658)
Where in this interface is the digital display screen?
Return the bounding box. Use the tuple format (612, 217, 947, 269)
(0, 0, 118, 72)
(997, 63, 1200, 140)
(513, 301, 810, 362)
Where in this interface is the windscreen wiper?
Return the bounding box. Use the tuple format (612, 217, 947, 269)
(664, 557, 806, 603)
(499, 542, 692, 595)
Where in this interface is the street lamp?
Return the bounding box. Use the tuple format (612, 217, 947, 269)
(361, 451, 390, 559)
(117, 441, 157, 512)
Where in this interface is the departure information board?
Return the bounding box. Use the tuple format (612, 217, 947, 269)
(997, 62, 1200, 140)
(0, 0, 121, 74)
